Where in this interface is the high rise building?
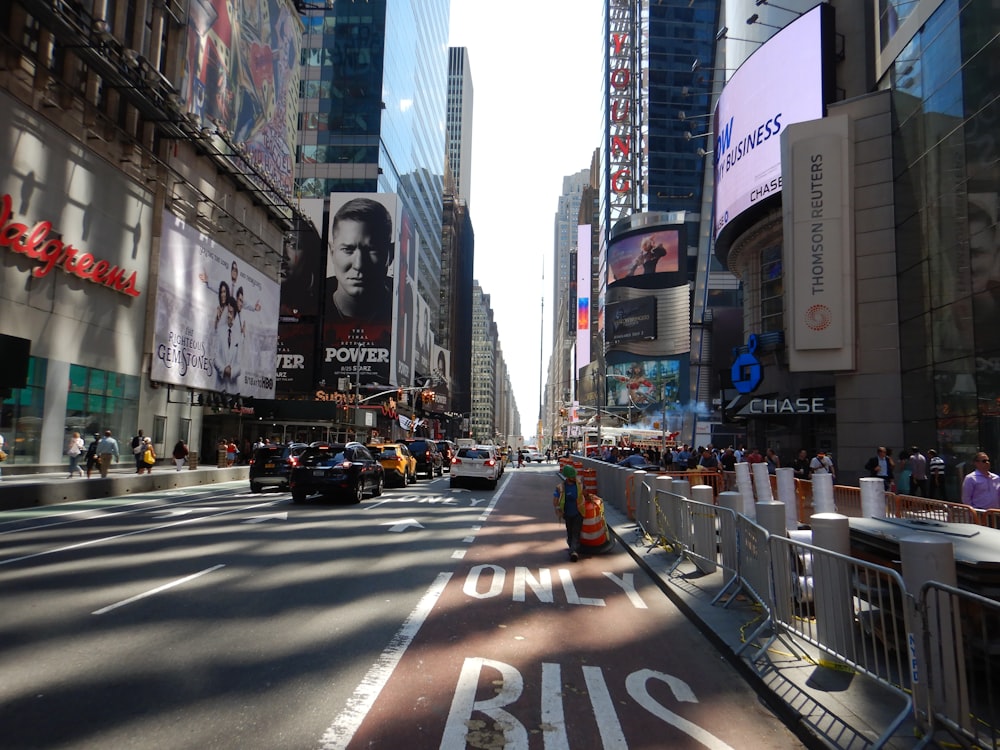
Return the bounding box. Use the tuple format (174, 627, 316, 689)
(0, 0, 304, 465)
(277, 0, 451, 441)
(709, 0, 1000, 486)
(470, 282, 497, 441)
(446, 47, 474, 207)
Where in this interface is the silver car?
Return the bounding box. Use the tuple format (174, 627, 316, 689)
(450, 445, 501, 489)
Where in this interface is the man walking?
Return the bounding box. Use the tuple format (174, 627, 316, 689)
(928, 449, 946, 499)
(97, 430, 120, 478)
(865, 446, 893, 490)
(131, 429, 145, 473)
(909, 446, 929, 496)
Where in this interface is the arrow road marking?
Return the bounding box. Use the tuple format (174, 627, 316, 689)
(381, 519, 425, 533)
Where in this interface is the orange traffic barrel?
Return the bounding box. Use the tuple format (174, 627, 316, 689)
(580, 497, 609, 547)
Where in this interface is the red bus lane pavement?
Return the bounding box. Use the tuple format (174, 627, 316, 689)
(323, 469, 806, 750)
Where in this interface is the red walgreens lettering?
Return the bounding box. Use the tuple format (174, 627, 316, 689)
(0, 193, 141, 297)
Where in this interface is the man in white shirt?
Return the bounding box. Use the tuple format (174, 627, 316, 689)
(809, 450, 835, 481)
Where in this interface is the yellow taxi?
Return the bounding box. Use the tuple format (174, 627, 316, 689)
(367, 442, 417, 487)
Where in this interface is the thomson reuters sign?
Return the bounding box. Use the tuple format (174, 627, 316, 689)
(782, 116, 855, 372)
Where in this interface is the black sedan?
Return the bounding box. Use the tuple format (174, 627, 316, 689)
(288, 442, 384, 503)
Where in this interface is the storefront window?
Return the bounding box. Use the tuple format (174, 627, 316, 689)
(760, 243, 783, 335)
(0, 357, 46, 463)
(66, 363, 140, 459)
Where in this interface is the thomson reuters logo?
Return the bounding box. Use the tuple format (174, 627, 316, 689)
(805, 304, 832, 331)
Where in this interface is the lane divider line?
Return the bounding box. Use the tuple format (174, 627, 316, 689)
(318, 571, 453, 750)
(92, 564, 226, 615)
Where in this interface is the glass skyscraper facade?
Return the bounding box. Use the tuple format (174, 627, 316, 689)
(296, 0, 449, 327)
(887, 0, 1000, 462)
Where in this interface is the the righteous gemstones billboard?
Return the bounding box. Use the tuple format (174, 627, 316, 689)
(152, 210, 280, 398)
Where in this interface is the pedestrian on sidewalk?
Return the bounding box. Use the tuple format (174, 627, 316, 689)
(172, 440, 189, 471)
(0, 432, 6, 480)
(131, 430, 145, 473)
(553, 464, 589, 562)
(140, 437, 156, 474)
(961, 452, 1000, 510)
(65, 431, 85, 478)
(84, 433, 99, 478)
(97, 430, 120, 478)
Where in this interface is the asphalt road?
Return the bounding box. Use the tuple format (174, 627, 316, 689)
(0, 465, 803, 749)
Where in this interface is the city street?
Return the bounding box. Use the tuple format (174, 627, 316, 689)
(0, 466, 803, 749)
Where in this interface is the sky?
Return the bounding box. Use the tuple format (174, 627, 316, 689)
(448, 0, 605, 441)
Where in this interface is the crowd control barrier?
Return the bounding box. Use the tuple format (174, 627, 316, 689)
(913, 582, 1000, 749)
(576, 455, 1000, 749)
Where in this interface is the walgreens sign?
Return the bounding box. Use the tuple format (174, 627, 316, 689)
(0, 192, 141, 297)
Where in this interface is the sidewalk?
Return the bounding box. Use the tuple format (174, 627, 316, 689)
(0, 462, 249, 511)
(602, 502, 920, 750)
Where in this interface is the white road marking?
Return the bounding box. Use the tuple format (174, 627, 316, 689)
(242, 512, 288, 523)
(318, 571, 452, 750)
(92, 564, 226, 615)
(381, 518, 425, 532)
(0, 500, 277, 566)
(451, 550, 466, 559)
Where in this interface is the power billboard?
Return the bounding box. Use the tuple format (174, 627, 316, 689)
(321, 193, 400, 388)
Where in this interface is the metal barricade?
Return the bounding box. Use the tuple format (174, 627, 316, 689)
(832, 484, 863, 517)
(890, 494, 980, 524)
(763, 535, 913, 748)
(913, 581, 1000, 750)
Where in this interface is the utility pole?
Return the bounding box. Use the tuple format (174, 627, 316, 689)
(537, 290, 544, 449)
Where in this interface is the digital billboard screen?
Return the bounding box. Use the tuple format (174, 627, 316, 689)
(712, 4, 830, 246)
(606, 226, 681, 290)
(606, 296, 657, 345)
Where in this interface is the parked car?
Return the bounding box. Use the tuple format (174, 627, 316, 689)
(248, 442, 308, 493)
(288, 442, 384, 503)
(404, 438, 444, 478)
(436, 440, 458, 471)
(368, 442, 417, 487)
(450, 445, 501, 489)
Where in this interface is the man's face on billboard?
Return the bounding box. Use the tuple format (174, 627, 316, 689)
(330, 219, 388, 299)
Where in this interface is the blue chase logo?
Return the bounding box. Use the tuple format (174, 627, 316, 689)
(731, 334, 763, 394)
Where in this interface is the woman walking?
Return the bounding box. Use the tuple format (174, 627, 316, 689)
(172, 440, 189, 471)
(140, 437, 156, 474)
(66, 431, 85, 478)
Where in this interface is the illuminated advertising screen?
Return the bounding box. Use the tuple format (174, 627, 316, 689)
(605, 355, 687, 429)
(576, 226, 591, 372)
(606, 225, 682, 290)
(321, 193, 399, 387)
(606, 296, 657, 344)
(182, 0, 302, 198)
(152, 210, 280, 398)
(712, 4, 830, 246)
